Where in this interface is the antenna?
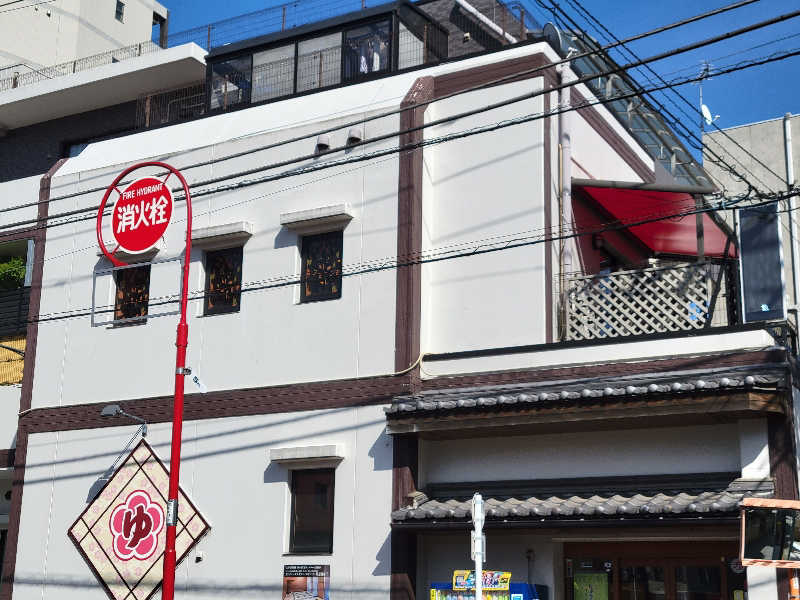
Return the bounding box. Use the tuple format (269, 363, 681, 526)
(696, 60, 719, 133)
(701, 104, 719, 126)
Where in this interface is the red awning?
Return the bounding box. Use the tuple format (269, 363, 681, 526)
(578, 186, 736, 258)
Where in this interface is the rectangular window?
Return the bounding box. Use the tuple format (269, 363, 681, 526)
(290, 468, 334, 554)
(296, 32, 342, 92)
(204, 247, 243, 315)
(343, 20, 391, 81)
(301, 230, 343, 303)
(115, 1, 125, 22)
(210, 56, 253, 111)
(252, 45, 296, 102)
(114, 265, 150, 322)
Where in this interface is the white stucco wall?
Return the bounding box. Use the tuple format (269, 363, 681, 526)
(33, 103, 403, 409)
(13, 404, 391, 600)
(0, 385, 21, 450)
(422, 77, 547, 353)
(419, 424, 744, 486)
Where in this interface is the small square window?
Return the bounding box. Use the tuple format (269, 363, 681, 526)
(204, 247, 243, 315)
(289, 468, 334, 554)
(114, 265, 150, 322)
(300, 231, 342, 303)
(115, 1, 125, 22)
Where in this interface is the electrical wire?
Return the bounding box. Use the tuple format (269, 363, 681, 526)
(0, 0, 764, 216)
(6, 12, 796, 241)
(9, 186, 797, 329)
(2, 40, 798, 274)
(557, 0, 789, 191)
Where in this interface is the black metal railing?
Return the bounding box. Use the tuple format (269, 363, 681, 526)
(0, 287, 30, 337)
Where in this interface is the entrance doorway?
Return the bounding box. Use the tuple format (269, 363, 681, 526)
(565, 542, 746, 600)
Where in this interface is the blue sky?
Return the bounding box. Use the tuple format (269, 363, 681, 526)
(161, 0, 799, 129)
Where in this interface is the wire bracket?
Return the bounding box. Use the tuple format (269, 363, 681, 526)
(176, 367, 192, 376)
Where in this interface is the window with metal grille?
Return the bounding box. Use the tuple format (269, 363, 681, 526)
(204, 247, 243, 315)
(289, 469, 334, 554)
(114, 265, 150, 322)
(115, 1, 125, 22)
(300, 231, 342, 302)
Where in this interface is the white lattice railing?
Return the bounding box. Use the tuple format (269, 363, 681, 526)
(564, 262, 731, 341)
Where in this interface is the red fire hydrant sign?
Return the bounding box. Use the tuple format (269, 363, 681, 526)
(111, 177, 173, 254)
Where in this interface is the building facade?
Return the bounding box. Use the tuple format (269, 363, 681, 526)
(0, 2, 798, 600)
(0, 0, 168, 73)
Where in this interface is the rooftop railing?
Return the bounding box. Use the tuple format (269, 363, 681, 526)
(0, 40, 162, 93)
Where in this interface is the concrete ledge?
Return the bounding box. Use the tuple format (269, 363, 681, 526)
(269, 444, 345, 468)
(192, 221, 254, 250)
(280, 204, 354, 235)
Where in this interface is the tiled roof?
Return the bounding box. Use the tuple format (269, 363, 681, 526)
(385, 367, 784, 416)
(391, 476, 773, 522)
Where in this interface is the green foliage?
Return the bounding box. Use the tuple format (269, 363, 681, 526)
(0, 257, 26, 291)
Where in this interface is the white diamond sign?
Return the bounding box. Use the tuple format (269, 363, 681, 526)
(68, 439, 210, 600)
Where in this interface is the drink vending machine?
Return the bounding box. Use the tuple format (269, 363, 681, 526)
(430, 571, 548, 600)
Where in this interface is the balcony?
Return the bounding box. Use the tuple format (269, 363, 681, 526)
(562, 261, 737, 342)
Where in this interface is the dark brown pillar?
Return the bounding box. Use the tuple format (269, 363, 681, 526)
(391, 434, 419, 600)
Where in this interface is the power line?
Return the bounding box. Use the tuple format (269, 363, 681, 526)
(3, 42, 799, 258)
(12, 186, 798, 329)
(560, 0, 789, 191)
(659, 32, 800, 79)
(8, 9, 796, 237)
(552, 0, 786, 195)
(4, 0, 762, 216)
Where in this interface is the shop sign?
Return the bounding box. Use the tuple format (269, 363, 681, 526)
(111, 176, 174, 254)
(452, 570, 512, 591)
(68, 439, 210, 600)
(283, 564, 331, 600)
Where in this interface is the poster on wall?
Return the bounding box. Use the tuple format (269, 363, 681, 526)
(573, 572, 609, 600)
(283, 565, 331, 600)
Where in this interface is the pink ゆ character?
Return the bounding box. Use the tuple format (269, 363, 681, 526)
(109, 490, 165, 561)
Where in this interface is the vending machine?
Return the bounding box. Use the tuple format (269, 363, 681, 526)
(430, 570, 548, 600)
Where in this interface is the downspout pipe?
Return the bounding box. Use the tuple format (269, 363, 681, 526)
(785, 113, 799, 314)
(455, 0, 518, 44)
(556, 59, 573, 335)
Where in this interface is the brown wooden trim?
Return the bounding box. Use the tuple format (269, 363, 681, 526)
(421, 348, 787, 392)
(768, 412, 798, 499)
(395, 76, 433, 383)
(543, 90, 554, 343)
(0, 448, 14, 469)
(391, 435, 418, 600)
(390, 531, 417, 600)
(433, 53, 556, 96)
(564, 540, 738, 559)
(20, 373, 410, 434)
(570, 88, 655, 183)
(392, 434, 418, 512)
(386, 390, 784, 435)
(1, 158, 65, 600)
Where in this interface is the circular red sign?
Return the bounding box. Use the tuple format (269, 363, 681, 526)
(111, 177, 173, 254)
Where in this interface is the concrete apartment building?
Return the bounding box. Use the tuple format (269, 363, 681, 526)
(0, 0, 168, 73)
(0, 2, 798, 600)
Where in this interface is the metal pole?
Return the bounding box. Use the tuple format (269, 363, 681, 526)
(94, 161, 193, 600)
(472, 493, 484, 600)
(785, 113, 799, 312)
(161, 168, 192, 600)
